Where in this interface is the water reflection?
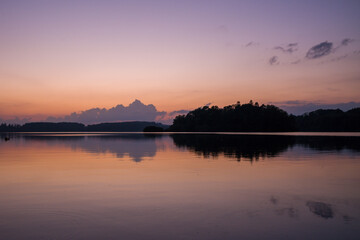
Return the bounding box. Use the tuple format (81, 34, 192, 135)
(171, 134, 294, 161)
(270, 196, 279, 205)
(0, 133, 359, 240)
(296, 136, 360, 152)
(275, 207, 299, 218)
(2, 133, 360, 162)
(21, 134, 161, 162)
(269, 196, 357, 224)
(170, 134, 360, 161)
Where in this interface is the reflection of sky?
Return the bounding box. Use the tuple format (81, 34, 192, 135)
(0, 1, 360, 119)
(0, 133, 359, 239)
(17, 134, 161, 162)
(2, 133, 360, 162)
(72, 137, 157, 162)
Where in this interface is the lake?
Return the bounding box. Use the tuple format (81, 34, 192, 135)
(0, 133, 359, 240)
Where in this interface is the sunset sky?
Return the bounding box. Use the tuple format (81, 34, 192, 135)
(0, 0, 359, 123)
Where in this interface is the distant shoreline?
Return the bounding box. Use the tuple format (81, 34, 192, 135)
(1, 101, 360, 132)
(2, 132, 360, 137)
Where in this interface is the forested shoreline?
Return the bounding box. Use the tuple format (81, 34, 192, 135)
(169, 101, 360, 132)
(1, 101, 359, 132)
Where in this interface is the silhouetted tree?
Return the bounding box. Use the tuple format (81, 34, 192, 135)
(0, 123, 21, 132)
(295, 108, 360, 131)
(168, 101, 296, 132)
(143, 126, 164, 132)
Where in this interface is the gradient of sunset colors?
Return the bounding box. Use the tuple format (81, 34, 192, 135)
(0, 0, 359, 123)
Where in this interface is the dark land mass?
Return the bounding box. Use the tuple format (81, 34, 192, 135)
(295, 108, 360, 131)
(143, 126, 164, 132)
(169, 101, 296, 132)
(0, 121, 168, 132)
(169, 101, 360, 132)
(0, 101, 359, 132)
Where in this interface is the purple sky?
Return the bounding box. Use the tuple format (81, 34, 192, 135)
(0, 0, 359, 123)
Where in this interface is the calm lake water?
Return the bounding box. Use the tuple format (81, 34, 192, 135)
(0, 133, 359, 240)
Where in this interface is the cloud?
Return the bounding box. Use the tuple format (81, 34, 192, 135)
(215, 25, 228, 34)
(156, 109, 190, 124)
(328, 54, 348, 63)
(156, 103, 210, 124)
(269, 56, 279, 65)
(291, 59, 301, 64)
(341, 38, 354, 46)
(272, 39, 354, 64)
(0, 117, 31, 125)
(332, 38, 355, 52)
(47, 99, 166, 124)
(274, 43, 298, 53)
(168, 110, 189, 115)
(271, 100, 307, 105)
(1, 100, 192, 125)
(245, 41, 259, 47)
(271, 101, 360, 115)
(306, 41, 333, 59)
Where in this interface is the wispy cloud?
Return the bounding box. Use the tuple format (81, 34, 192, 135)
(269, 38, 356, 65)
(274, 43, 298, 54)
(269, 56, 279, 65)
(245, 41, 259, 47)
(291, 59, 301, 64)
(215, 25, 229, 34)
(341, 38, 354, 46)
(332, 38, 355, 52)
(328, 54, 349, 63)
(306, 41, 333, 59)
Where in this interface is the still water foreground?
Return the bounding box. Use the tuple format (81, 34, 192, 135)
(0, 133, 359, 240)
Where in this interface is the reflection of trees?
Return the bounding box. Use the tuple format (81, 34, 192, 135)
(171, 134, 295, 162)
(296, 136, 360, 152)
(22, 134, 159, 162)
(6, 133, 360, 162)
(296, 108, 360, 131)
(170, 134, 360, 161)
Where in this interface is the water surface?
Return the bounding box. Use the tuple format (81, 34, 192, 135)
(0, 133, 359, 239)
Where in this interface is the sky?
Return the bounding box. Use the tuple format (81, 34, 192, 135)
(0, 0, 360, 123)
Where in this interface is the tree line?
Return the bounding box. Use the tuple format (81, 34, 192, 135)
(169, 101, 360, 132)
(0, 121, 166, 132)
(1, 101, 359, 132)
